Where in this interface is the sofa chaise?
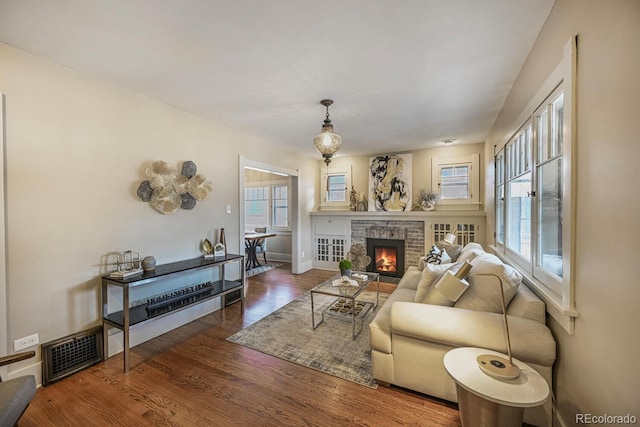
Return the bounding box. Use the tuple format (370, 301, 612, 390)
(369, 243, 556, 426)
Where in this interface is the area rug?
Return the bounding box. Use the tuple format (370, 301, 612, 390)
(246, 262, 282, 277)
(227, 290, 388, 388)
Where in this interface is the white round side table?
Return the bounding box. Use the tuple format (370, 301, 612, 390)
(443, 347, 549, 427)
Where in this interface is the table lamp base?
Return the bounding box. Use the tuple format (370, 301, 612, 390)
(477, 354, 521, 380)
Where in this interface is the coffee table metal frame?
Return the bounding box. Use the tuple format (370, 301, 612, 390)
(310, 271, 380, 339)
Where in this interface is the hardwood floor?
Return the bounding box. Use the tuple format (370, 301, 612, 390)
(21, 265, 461, 426)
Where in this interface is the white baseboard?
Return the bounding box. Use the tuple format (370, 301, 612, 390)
(264, 252, 291, 262)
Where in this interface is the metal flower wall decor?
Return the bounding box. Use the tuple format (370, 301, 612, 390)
(137, 160, 212, 214)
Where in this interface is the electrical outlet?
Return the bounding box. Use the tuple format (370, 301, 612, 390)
(14, 333, 39, 351)
(301, 251, 305, 258)
(226, 205, 231, 214)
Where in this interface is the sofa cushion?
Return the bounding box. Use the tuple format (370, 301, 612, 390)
(414, 263, 456, 302)
(436, 242, 463, 262)
(416, 263, 467, 306)
(454, 253, 522, 313)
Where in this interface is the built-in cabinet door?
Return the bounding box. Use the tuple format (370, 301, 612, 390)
(312, 218, 349, 269)
(427, 217, 485, 248)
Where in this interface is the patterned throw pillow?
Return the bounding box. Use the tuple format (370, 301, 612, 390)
(424, 244, 452, 265)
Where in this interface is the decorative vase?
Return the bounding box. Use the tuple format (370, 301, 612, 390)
(340, 269, 352, 278)
(219, 228, 227, 255)
(421, 201, 435, 211)
(142, 256, 156, 271)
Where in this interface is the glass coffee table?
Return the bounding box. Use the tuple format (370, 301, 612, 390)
(310, 271, 380, 339)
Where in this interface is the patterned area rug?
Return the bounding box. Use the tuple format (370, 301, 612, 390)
(227, 290, 388, 388)
(246, 262, 282, 277)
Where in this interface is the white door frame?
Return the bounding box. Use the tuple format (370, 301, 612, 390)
(1, 94, 9, 365)
(238, 156, 301, 274)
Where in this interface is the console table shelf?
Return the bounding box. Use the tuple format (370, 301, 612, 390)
(102, 254, 245, 372)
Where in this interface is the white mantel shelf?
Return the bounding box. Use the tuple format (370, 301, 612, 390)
(310, 210, 486, 218)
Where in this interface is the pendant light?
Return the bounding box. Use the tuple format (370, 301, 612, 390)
(313, 99, 342, 165)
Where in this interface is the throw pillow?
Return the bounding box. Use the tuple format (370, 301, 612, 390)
(414, 262, 455, 302)
(424, 244, 452, 265)
(415, 262, 464, 305)
(453, 254, 522, 314)
(436, 241, 463, 262)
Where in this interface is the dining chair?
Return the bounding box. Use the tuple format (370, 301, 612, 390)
(0, 351, 36, 426)
(253, 227, 268, 264)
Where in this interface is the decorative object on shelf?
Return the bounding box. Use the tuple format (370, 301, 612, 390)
(214, 243, 226, 257)
(346, 244, 371, 271)
(313, 99, 342, 165)
(202, 238, 214, 259)
(108, 250, 143, 278)
(349, 186, 357, 211)
(368, 154, 412, 212)
(141, 256, 156, 271)
(338, 258, 352, 279)
(137, 160, 212, 214)
(218, 228, 227, 256)
(418, 187, 440, 211)
(356, 192, 368, 211)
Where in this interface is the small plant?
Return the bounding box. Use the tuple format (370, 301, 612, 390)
(339, 259, 353, 271)
(418, 188, 440, 210)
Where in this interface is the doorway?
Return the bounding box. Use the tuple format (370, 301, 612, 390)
(238, 157, 300, 274)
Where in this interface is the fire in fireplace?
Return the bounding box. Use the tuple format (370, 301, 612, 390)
(366, 238, 405, 277)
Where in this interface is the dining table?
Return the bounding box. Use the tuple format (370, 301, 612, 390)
(244, 232, 277, 270)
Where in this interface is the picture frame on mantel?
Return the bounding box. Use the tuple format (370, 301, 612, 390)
(368, 154, 412, 212)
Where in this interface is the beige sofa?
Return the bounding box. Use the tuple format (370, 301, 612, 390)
(369, 243, 556, 427)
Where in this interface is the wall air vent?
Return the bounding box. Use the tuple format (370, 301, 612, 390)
(41, 326, 103, 386)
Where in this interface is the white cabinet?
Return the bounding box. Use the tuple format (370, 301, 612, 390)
(312, 218, 349, 269)
(426, 216, 485, 248)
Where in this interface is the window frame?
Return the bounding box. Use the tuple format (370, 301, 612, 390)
(493, 36, 578, 334)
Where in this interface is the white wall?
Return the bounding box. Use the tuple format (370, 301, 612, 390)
(0, 42, 318, 382)
(484, 0, 640, 424)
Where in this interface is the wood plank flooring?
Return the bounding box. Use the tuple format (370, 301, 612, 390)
(20, 265, 461, 426)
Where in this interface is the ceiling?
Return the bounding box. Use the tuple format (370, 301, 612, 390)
(0, 0, 555, 160)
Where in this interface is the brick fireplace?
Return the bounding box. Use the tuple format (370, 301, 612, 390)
(366, 237, 405, 277)
(351, 220, 424, 276)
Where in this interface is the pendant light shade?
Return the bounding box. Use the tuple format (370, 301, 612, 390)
(313, 99, 342, 165)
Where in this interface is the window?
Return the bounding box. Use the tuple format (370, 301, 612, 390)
(244, 186, 269, 227)
(493, 36, 577, 334)
(432, 154, 480, 207)
(245, 182, 290, 230)
(326, 174, 346, 202)
(440, 165, 470, 199)
(505, 124, 533, 261)
(272, 184, 289, 228)
(319, 167, 351, 211)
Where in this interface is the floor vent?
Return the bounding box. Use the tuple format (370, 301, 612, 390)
(42, 325, 104, 386)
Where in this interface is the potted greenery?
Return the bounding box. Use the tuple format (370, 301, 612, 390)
(339, 258, 353, 278)
(418, 188, 440, 211)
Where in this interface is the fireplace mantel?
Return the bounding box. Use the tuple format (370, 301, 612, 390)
(310, 210, 486, 219)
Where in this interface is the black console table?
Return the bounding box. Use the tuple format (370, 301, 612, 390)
(101, 254, 245, 372)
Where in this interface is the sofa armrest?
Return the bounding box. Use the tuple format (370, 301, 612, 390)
(390, 302, 556, 367)
(0, 351, 35, 367)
